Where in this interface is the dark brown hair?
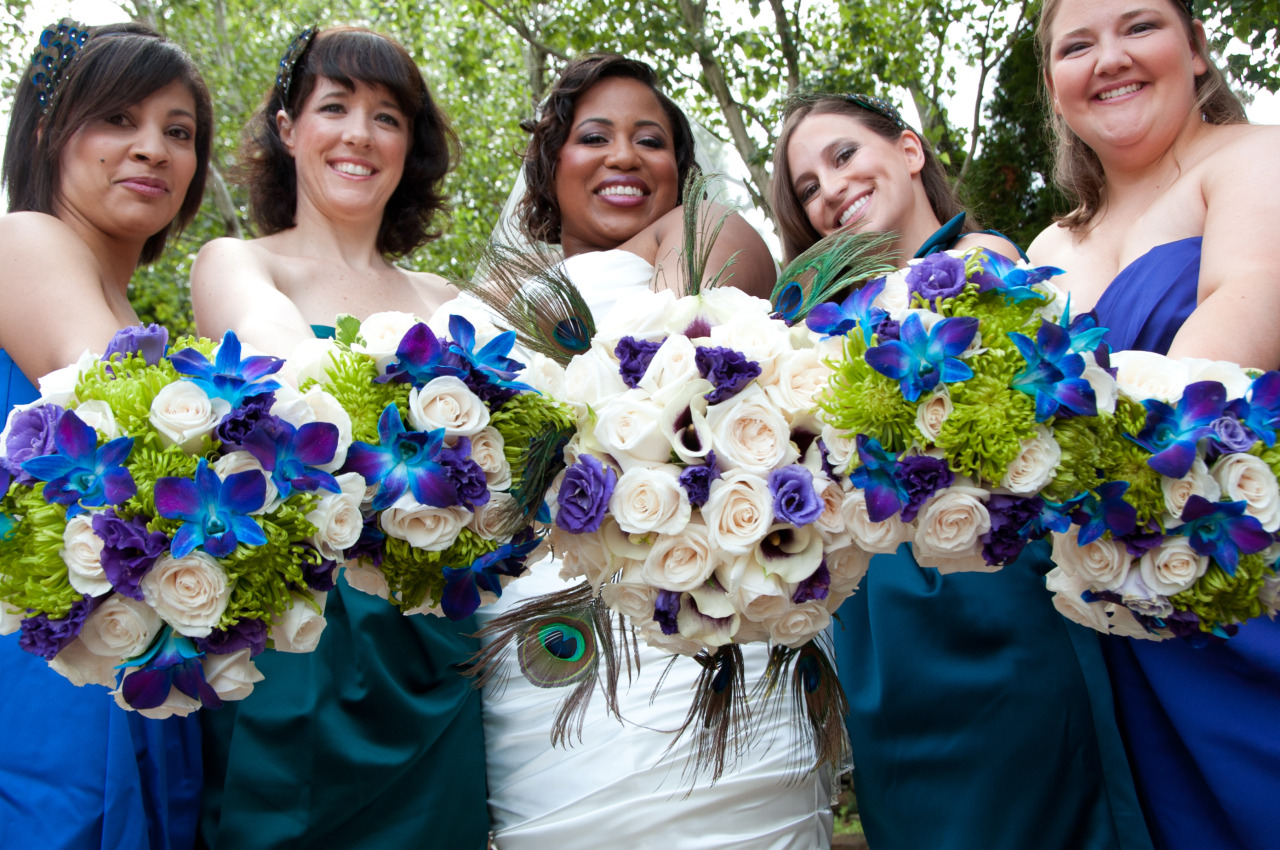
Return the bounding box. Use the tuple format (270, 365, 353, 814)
(771, 94, 966, 263)
(1037, 0, 1246, 230)
(3, 22, 213, 265)
(238, 26, 457, 258)
(517, 54, 697, 245)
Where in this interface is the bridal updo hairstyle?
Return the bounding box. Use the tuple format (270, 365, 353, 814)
(2, 21, 213, 264)
(770, 93, 966, 263)
(1036, 0, 1246, 229)
(241, 26, 457, 257)
(517, 53, 697, 245)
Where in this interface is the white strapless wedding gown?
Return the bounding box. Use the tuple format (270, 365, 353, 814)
(466, 249, 835, 850)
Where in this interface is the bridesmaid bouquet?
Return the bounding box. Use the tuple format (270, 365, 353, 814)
(294, 311, 574, 620)
(0, 327, 345, 716)
(1045, 353, 1280, 643)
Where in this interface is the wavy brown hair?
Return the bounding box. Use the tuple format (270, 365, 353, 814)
(1037, 0, 1246, 231)
(517, 53, 697, 245)
(238, 26, 457, 258)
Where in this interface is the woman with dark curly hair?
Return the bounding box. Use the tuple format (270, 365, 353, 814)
(190, 27, 489, 849)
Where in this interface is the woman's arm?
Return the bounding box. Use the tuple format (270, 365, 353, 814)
(0, 213, 130, 378)
(646, 204, 777, 300)
(190, 237, 315, 358)
(953, 232, 1022, 264)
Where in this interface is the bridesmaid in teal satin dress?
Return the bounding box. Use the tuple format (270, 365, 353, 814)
(1032, 2, 1280, 847)
(0, 22, 213, 848)
(188, 27, 488, 849)
(770, 93, 1153, 850)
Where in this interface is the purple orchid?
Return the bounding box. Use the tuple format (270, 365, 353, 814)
(865, 313, 977, 402)
(447, 315, 524, 383)
(376, 322, 463, 386)
(154, 458, 268, 559)
(170, 331, 283, 408)
(615, 336, 663, 388)
(556, 455, 616, 533)
(440, 530, 540, 620)
(1059, 310, 1109, 356)
(1071, 481, 1138, 545)
(1010, 321, 1097, 421)
(1173, 495, 1273, 574)
(1243, 371, 1280, 447)
(119, 627, 221, 711)
(21, 410, 135, 518)
(848, 435, 908, 522)
(1128, 381, 1226, 479)
(806, 278, 888, 345)
(968, 250, 1064, 303)
(342, 404, 472, 511)
(241, 419, 340, 499)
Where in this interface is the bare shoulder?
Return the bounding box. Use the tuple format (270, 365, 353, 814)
(953, 232, 1021, 262)
(0, 211, 96, 270)
(1200, 124, 1280, 184)
(1026, 220, 1077, 267)
(404, 268, 458, 316)
(191, 236, 276, 290)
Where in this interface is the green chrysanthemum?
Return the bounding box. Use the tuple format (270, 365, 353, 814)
(218, 493, 321, 627)
(75, 355, 184, 443)
(1171, 553, 1275, 632)
(380, 527, 502, 612)
(820, 336, 918, 452)
(935, 372, 1038, 484)
(305, 352, 410, 444)
(0, 491, 78, 617)
(489, 391, 576, 490)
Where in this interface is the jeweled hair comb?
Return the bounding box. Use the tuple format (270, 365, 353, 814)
(29, 18, 90, 114)
(276, 26, 318, 106)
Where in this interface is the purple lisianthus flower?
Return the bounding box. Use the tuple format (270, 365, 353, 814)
(18, 595, 99, 660)
(653, 590, 681, 635)
(300, 545, 338, 591)
(1208, 411, 1257, 456)
(92, 511, 168, 600)
(696, 346, 761, 404)
(874, 317, 901, 342)
(102, 324, 168, 367)
(615, 336, 664, 389)
(346, 515, 386, 567)
(792, 562, 831, 604)
(981, 494, 1042, 565)
(438, 437, 490, 509)
(555, 455, 616, 534)
(3, 403, 63, 485)
(678, 451, 720, 508)
(895, 455, 954, 523)
(195, 617, 269, 657)
(769, 465, 823, 525)
(1116, 523, 1165, 558)
(905, 252, 968, 308)
(214, 394, 279, 448)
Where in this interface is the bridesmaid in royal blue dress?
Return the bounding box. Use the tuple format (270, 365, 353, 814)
(0, 21, 213, 849)
(770, 93, 1153, 850)
(188, 28, 489, 849)
(1031, 2, 1280, 848)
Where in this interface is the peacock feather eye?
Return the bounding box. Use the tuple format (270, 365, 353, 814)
(518, 616, 597, 688)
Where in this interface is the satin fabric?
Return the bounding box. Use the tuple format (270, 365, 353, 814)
(197, 326, 489, 850)
(1094, 237, 1280, 850)
(0, 348, 201, 850)
(470, 250, 836, 849)
(829, 221, 1153, 850)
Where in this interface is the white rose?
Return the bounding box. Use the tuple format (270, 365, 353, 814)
(842, 489, 913, 554)
(213, 451, 279, 515)
(1116, 567, 1174, 619)
(914, 389, 952, 443)
(716, 554, 791, 624)
(521, 353, 567, 398)
(290, 337, 343, 387)
(307, 472, 366, 559)
(703, 385, 798, 474)
(352, 311, 420, 372)
(343, 562, 390, 600)
(610, 465, 691, 536)
(707, 311, 791, 385)
(61, 514, 111, 597)
(80, 595, 161, 659)
(702, 470, 774, 554)
(1212, 453, 1280, 531)
(408, 376, 489, 437)
(999, 427, 1062, 494)
(562, 346, 628, 410)
(755, 524, 825, 583)
(380, 496, 470, 551)
(470, 491, 518, 541)
(270, 383, 313, 427)
(1184, 358, 1253, 399)
(1051, 529, 1131, 592)
(72, 400, 119, 441)
(593, 390, 673, 469)
(36, 351, 96, 407)
(1139, 538, 1210, 596)
(913, 486, 991, 563)
(763, 348, 832, 427)
(1080, 352, 1118, 416)
(49, 638, 118, 687)
(202, 648, 264, 702)
(819, 424, 857, 476)
(600, 563, 660, 621)
(641, 522, 722, 591)
(113, 682, 201, 719)
(469, 427, 511, 490)
(270, 592, 328, 653)
(149, 381, 230, 452)
(638, 335, 700, 394)
(1162, 457, 1220, 521)
(872, 273, 911, 319)
(1045, 566, 1112, 633)
(766, 600, 832, 648)
(140, 551, 231, 638)
(1111, 350, 1189, 403)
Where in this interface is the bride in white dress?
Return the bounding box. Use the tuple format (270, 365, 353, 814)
(457, 54, 835, 849)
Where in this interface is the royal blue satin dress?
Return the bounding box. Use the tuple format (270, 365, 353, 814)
(1094, 238, 1280, 850)
(0, 349, 201, 850)
(830, 216, 1153, 850)
(197, 326, 490, 850)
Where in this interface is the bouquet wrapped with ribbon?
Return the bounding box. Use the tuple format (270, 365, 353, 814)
(292, 310, 574, 621)
(0, 327, 346, 716)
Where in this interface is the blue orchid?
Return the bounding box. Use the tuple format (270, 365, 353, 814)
(806, 278, 887, 345)
(1127, 381, 1226, 479)
(1059, 308, 1110, 356)
(1071, 481, 1138, 545)
(170, 331, 283, 408)
(1021, 493, 1087, 538)
(22, 409, 135, 518)
(376, 322, 464, 386)
(1244, 371, 1280, 447)
(439, 531, 541, 621)
(1010, 321, 1097, 421)
(241, 420, 340, 500)
(969, 250, 1064, 303)
(865, 313, 977, 402)
(447, 315, 523, 382)
(118, 626, 221, 711)
(155, 459, 268, 558)
(342, 404, 465, 511)
(847, 435, 908, 522)
(1173, 495, 1273, 573)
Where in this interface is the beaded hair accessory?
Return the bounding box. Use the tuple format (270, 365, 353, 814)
(276, 26, 317, 106)
(840, 93, 910, 131)
(29, 18, 90, 114)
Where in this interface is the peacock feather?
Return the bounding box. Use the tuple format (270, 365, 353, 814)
(770, 230, 900, 325)
(660, 643, 751, 785)
(752, 636, 851, 778)
(676, 170, 737, 297)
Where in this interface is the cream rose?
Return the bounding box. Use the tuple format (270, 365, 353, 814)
(140, 551, 231, 638)
(61, 514, 111, 597)
(638, 620, 705, 657)
(343, 562, 390, 600)
(872, 274, 911, 319)
(352, 311, 420, 371)
(468, 427, 511, 490)
(1162, 457, 1220, 521)
(562, 346, 629, 410)
(638, 335, 700, 394)
(1080, 352, 1118, 416)
(593, 390, 673, 469)
(717, 554, 790, 624)
(842, 489, 913, 554)
(812, 474, 848, 541)
(73, 400, 119, 441)
(913, 486, 991, 563)
(1111, 350, 1189, 403)
(270, 592, 328, 653)
(290, 337, 343, 387)
(999, 427, 1062, 494)
(214, 451, 280, 515)
(270, 387, 351, 471)
(609, 465, 691, 536)
(36, 351, 95, 407)
(521, 353, 567, 398)
(380, 496, 470, 551)
(764, 348, 832, 426)
(600, 563, 660, 621)
(1212, 453, 1280, 531)
(819, 423, 857, 476)
(702, 470, 774, 554)
(826, 544, 871, 588)
(49, 638, 118, 687)
(703, 385, 798, 474)
(80, 595, 162, 659)
(707, 310, 791, 384)
(149, 381, 230, 452)
(552, 526, 613, 587)
(914, 389, 952, 443)
(470, 491, 518, 541)
(408, 376, 489, 437)
(202, 648, 265, 702)
(114, 683, 201, 719)
(1051, 529, 1131, 591)
(1045, 566, 1112, 633)
(1138, 538, 1210, 597)
(766, 600, 831, 648)
(1184, 358, 1253, 399)
(641, 522, 721, 591)
(307, 472, 366, 559)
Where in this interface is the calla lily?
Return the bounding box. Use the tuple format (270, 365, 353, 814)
(1173, 495, 1273, 573)
(169, 331, 283, 408)
(118, 626, 221, 711)
(241, 419, 340, 499)
(22, 409, 135, 517)
(865, 313, 977, 402)
(1128, 381, 1226, 479)
(154, 459, 268, 558)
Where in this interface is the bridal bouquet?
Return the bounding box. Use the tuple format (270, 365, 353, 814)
(0, 327, 345, 716)
(294, 311, 574, 620)
(1045, 354, 1280, 642)
(816, 247, 1116, 572)
(528, 285, 866, 656)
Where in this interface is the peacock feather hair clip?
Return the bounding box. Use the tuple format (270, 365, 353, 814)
(29, 19, 90, 114)
(750, 635, 851, 780)
(770, 229, 899, 326)
(276, 26, 318, 107)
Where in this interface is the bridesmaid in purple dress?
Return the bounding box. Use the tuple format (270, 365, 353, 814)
(1030, 2, 1280, 848)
